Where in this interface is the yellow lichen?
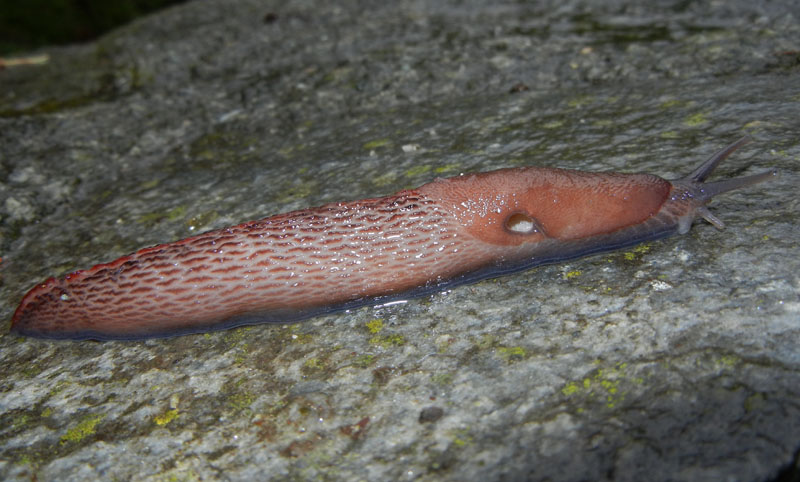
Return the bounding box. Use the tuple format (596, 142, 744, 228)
(659, 99, 683, 109)
(287, 326, 314, 344)
(717, 354, 740, 369)
(369, 334, 406, 348)
(354, 354, 376, 368)
(434, 164, 460, 174)
(139, 179, 160, 190)
(562, 382, 580, 396)
(276, 179, 319, 203)
(166, 205, 187, 221)
(363, 138, 391, 150)
(560, 362, 642, 409)
(567, 95, 594, 108)
(154, 409, 179, 426)
(61, 414, 104, 444)
(365, 319, 384, 334)
(542, 120, 563, 129)
(405, 165, 431, 177)
(475, 334, 496, 350)
(303, 358, 325, 371)
(683, 111, 708, 126)
(497, 346, 526, 363)
(622, 243, 651, 261)
(451, 429, 473, 447)
(372, 172, 398, 187)
(12, 414, 29, 429)
(228, 391, 255, 413)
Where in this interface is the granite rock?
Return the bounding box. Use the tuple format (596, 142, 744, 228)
(1, 0, 798, 480)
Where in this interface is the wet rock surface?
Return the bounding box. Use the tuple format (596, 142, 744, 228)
(1, 0, 798, 480)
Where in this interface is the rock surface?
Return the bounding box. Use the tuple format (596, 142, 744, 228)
(1, 0, 798, 480)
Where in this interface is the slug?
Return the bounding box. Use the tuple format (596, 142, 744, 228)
(10, 137, 776, 340)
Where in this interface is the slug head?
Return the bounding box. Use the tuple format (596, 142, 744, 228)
(668, 136, 777, 232)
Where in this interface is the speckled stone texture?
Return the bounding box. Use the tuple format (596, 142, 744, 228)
(1, 0, 798, 480)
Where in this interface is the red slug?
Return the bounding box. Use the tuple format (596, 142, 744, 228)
(10, 137, 776, 340)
